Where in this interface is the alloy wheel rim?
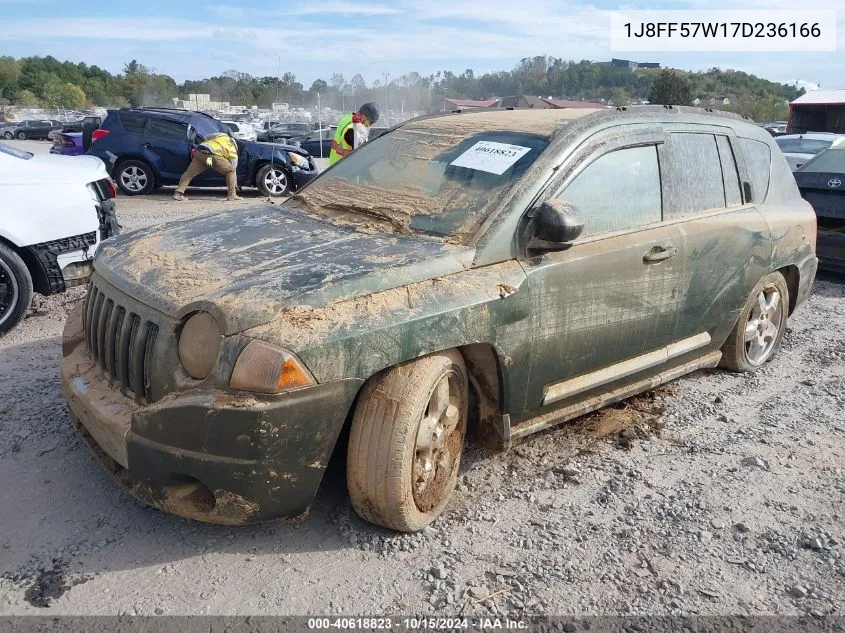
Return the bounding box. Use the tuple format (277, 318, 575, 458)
(744, 285, 783, 365)
(263, 169, 288, 195)
(120, 166, 148, 192)
(0, 257, 20, 327)
(412, 371, 464, 513)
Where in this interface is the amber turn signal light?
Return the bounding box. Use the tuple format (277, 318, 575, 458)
(230, 340, 315, 394)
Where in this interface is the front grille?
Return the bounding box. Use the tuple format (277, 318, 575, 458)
(83, 281, 159, 403)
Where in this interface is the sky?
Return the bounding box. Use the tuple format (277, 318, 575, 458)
(0, 0, 842, 90)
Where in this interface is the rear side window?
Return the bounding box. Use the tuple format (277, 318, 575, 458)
(557, 145, 662, 237)
(738, 138, 771, 204)
(716, 136, 742, 207)
(664, 133, 725, 218)
(118, 113, 147, 135)
(147, 117, 189, 142)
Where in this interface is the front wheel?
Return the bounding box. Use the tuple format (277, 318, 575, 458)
(347, 350, 469, 532)
(16, 131, 26, 140)
(114, 160, 154, 196)
(720, 271, 789, 372)
(3, 132, 12, 140)
(255, 164, 292, 197)
(0, 243, 34, 335)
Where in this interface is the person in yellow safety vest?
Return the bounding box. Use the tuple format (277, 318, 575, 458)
(328, 102, 380, 166)
(174, 132, 242, 201)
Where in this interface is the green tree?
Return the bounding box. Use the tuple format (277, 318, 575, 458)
(43, 80, 86, 108)
(608, 87, 630, 106)
(16, 89, 41, 106)
(309, 79, 328, 93)
(648, 70, 692, 105)
(0, 56, 21, 93)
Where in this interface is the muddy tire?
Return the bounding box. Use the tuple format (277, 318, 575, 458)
(347, 350, 469, 532)
(0, 242, 33, 335)
(720, 271, 789, 372)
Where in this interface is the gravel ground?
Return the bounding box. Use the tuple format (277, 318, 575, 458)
(0, 140, 843, 618)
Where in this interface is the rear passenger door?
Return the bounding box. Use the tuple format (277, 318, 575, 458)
(142, 117, 194, 184)
(661, 129, 771, 364)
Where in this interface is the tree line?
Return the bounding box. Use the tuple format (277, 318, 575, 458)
(0, 55, 803, 122)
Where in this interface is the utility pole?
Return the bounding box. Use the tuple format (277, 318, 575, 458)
(383, 72, 390, 118)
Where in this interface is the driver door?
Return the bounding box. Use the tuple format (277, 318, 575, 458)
(519, 129, 688, 415)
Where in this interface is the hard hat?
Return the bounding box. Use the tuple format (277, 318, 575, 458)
(358, 102, 380, 124)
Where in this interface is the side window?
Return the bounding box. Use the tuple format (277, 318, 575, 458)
(738, 138, 771, 204)
(556, 145, 662, 237)
(118, 113, 147, 136)
(716, 136, 742, 206)
(147, 118, 189, 142)
(664, 133, 725, 218)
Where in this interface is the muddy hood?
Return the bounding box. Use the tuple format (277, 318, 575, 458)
(94, 203, 474, 334)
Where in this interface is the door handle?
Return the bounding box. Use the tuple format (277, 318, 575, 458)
(643, 244, 677, 263)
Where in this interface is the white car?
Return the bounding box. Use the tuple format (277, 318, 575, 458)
(0, 142, 119, 334)
(221, 120, 257, 142)
(775, 133, 845, 171)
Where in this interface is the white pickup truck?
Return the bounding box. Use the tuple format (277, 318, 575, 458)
(0, 142, 119, 334)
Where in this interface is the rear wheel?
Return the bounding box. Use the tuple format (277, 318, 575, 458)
(16, 131, 26, 140)
(0, 243, 34, 335)
(347, 350, 468, 532)
(720, 272, 789, 372)
(255, 164, 292, 197)
(114, 160, 154, 196)
(3, 132, 12, 140)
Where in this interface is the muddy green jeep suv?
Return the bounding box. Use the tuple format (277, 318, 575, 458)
(61, 106, 818, 532)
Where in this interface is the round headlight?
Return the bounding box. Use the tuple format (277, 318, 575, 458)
(178, 312, 222, 380)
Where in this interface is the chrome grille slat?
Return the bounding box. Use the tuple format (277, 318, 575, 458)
(82, 280, 159, 404)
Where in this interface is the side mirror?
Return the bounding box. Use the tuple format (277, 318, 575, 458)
(530, 198, 585, 247)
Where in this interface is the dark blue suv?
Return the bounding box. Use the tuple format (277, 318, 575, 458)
(88, 108, 318, 197)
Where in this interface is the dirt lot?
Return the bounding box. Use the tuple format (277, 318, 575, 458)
(0, 140, 843, 617)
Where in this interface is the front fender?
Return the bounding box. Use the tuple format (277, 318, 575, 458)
(243, 261, 533, 412)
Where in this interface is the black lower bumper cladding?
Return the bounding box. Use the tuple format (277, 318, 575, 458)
(26, 232, 97, 294)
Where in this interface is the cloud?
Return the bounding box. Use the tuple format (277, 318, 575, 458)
(287, 1, 403, 16)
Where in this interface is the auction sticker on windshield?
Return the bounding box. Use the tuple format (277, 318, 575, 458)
(450, 141, 531, 175)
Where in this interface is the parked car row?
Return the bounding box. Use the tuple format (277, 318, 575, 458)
(1, 119, 61, 140)
(86, 107, 318, 197)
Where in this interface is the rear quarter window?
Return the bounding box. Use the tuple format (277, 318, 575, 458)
(664, 132, 726, 218)
(738, 138, 772, 204)
(118, 113, 147, 135)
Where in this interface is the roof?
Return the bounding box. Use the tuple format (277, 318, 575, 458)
(414, 108, 602, 136)
(791, 90, 845, 105)
(544, 98, 608, 109)
(443, 98, 499, 108)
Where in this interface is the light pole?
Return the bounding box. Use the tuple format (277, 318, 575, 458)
(383, 72, 389, 117)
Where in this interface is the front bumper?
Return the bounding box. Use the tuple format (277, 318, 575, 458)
(61, 304, 363, 525)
